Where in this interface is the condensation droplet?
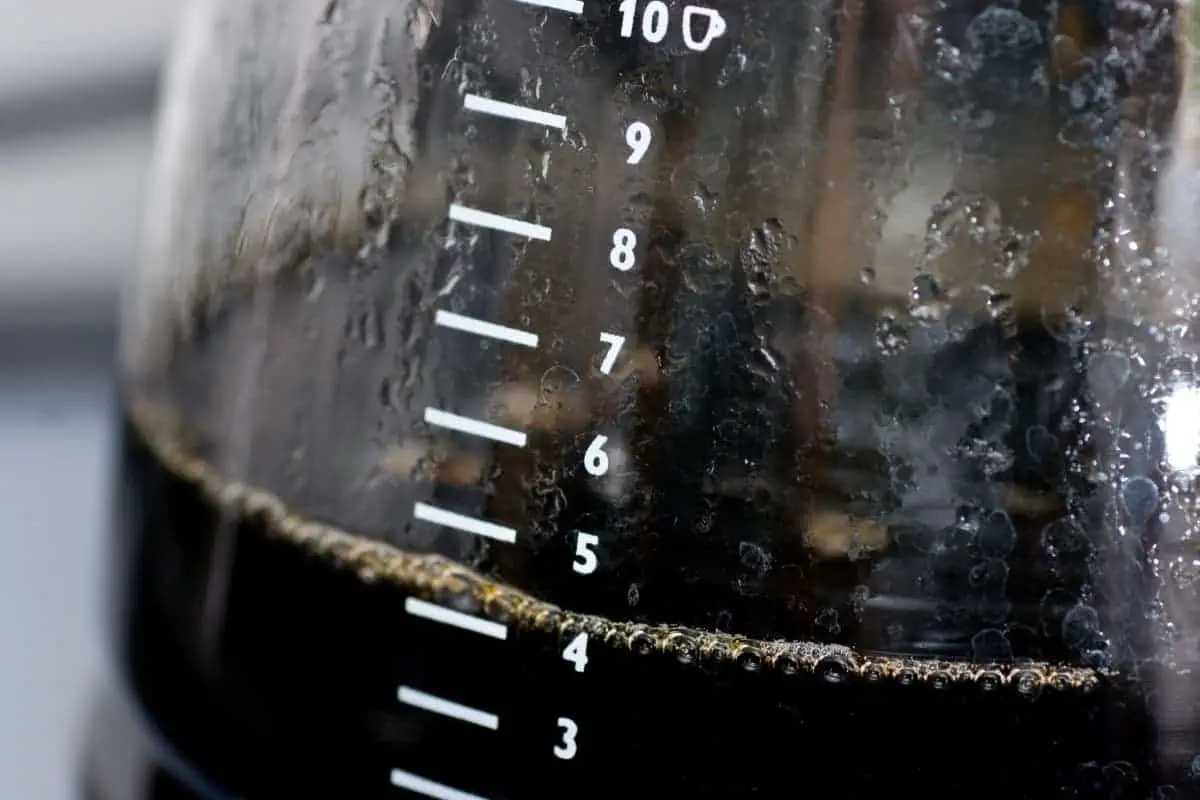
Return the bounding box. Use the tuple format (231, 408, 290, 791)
(817, 654, 852, 684)
(977, 671, 1004, 692)
(977, 510, 1017, 558)
(666, 633, 697, 665)
(1012, 669, 1042, 697)
(736, 646, 763, 672)
(971, 628, 1013, 662)
(738, 541, 772, 578)
(772, 652, 800, 676)
(1061, 604, 1101, 650)
(1086, 351, 1132, 402)
(1121, 476, 1160, 528)
(628, 630, 655, 656)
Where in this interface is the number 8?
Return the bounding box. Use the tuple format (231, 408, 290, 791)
(610, 228, 637, 272)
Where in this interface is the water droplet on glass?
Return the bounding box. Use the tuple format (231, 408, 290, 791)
(738, 541, 771, 578)
(1041, 518, 1091, 560)
(977, 671, 1004, 692)
(666, 633, 696, 664)
(969, 558, 1009, 591)
(1086, 351, 1132, 403)
(1121, 476, 1160, 528)
(965, 6, 1042, 59)
(772, 652, 799, 676)
(1062, 604, 1101, 650)
(816, 607, 842, 635)
(971, 628, 1013, 662)
(817, 653, 852, 684)
(1012, 669, 1042, 697)
(1024, 425, 1059, 464)
(736, 646, 763, 672)
(976, 510, 1017, 558)
(628, 630, 655, 656)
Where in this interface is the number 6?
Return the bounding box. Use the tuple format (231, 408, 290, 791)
(584, 435, 610, 476)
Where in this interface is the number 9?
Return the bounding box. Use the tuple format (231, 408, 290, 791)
(626, 121, 652, 165)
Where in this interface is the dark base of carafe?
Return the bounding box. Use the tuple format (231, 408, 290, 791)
(110, 408, 1200, 800)
(78, 684, 223, 800)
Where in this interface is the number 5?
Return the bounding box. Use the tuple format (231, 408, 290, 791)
(599, 333, 626, 375)
(573, 532, 599, 575)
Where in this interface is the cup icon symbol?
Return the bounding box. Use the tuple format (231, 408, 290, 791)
(682, 6, 727, 52)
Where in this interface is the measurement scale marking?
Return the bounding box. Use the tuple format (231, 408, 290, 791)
(424, 407, 528, 447)
(512, 0, 584, 13)
(464, 94, 566, 131)
(391, 769, 488, 800)
(448, 204, 552, 242)
(435, 310, 539, 348)
(398, 686, 500, 730)
(414, 502, 518, 544)
(404, 597, 509, 640)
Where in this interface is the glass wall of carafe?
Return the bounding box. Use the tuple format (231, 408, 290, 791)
(85, 1, 1200, 797)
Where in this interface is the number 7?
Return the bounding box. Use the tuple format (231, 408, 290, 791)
(599, 333, 626, 375)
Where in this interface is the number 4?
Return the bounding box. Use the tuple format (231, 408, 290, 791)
(599, 333, 625, 375)
(562, 632, 589, 672)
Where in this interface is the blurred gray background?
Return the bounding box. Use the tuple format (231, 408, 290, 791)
(0, 2, 184, 796)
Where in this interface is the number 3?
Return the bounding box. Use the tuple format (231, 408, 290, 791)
(554, 717, 578, 760)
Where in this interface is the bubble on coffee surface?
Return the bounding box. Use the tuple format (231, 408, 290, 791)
(131, 397, 1104, 695)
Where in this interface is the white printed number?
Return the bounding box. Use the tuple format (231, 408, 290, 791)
(562, 632, 590, 672)
(584, 435, 610, 476)
(626, 121, 652, 164)
(599, 333, 626, 375)
(610, 229, 637, 272)
(554, 717, 579, 760)
(573, 532, 599, 575)
(617, 0, 728, 52)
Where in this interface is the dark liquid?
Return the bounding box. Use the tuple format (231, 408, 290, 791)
(90, 404, 1187, 799)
